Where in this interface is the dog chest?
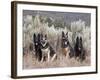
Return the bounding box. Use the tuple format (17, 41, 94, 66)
(62, 47, 70, 55)
(41, 47, 50, 54)
(62, 47, 69, 52)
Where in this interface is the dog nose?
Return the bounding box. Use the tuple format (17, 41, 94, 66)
(42, 41, 45, 44)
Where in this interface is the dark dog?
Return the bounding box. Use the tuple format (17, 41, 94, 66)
(74, 36, 85, 62)
(40, 34, 57, 62)
(61, 31, 74, 58)
(33, 33, 42, 61)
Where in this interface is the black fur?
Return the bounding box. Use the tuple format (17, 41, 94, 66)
(33, 33, 42, 61)
(74, 36, 85, 61)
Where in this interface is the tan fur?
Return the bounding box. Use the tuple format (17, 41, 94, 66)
(62, 47, 70, 57)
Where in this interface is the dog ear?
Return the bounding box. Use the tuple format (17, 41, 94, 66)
(40, 33, 43, 39)
(38, 33, 40, 41)
(80, 37, 82, 42)
(66, 32, 68, 35)
(45, 34, 47, 39)
(62, 31, 65, 37)
(33, 33, 36, 42)
(76, 36, 79, 43)
(66, 32, 68, 38)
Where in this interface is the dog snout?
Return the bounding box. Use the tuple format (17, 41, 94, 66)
(42, 41, 45, 44)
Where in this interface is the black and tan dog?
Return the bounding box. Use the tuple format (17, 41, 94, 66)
(61, 31, 74, 58)
(40, 34, 57, 62)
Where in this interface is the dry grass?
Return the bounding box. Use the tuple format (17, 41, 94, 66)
(23, 50, 91, 69)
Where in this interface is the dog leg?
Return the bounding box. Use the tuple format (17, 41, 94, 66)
(51, 54, 57, 62)
(66, 50, 70, 58)
(41, 55, 44, 63)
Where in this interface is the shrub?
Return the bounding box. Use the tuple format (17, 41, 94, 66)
(23, 14, 91, 55)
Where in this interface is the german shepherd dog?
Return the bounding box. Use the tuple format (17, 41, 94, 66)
(61, 31, 74, 58)
(40, 34, 57, 62)
(74, 36, 85, 62)
(33, 33, 42, 61)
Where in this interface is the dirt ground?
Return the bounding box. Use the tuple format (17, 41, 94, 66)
(23, 50, 91, 69)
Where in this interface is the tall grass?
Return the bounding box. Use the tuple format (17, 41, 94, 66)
(23, 14, 90, 53)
